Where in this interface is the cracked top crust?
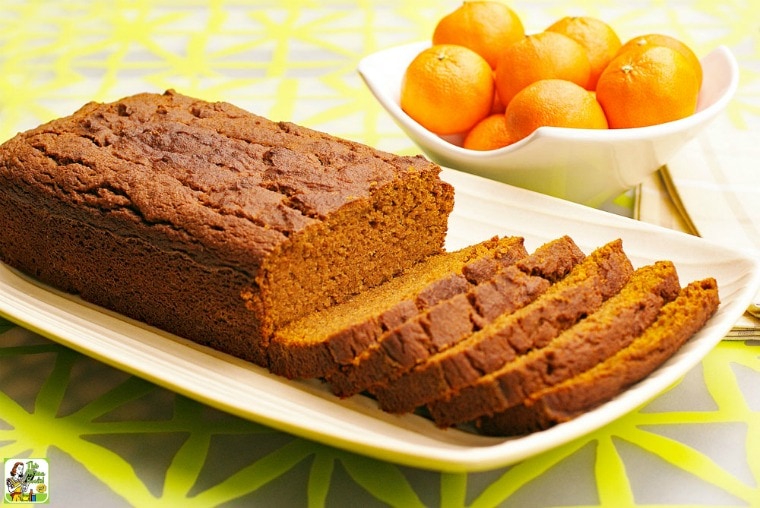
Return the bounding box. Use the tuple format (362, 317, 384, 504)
(0, 89, 441, 270)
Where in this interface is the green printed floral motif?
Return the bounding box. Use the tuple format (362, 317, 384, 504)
(1, 322, 758, 506)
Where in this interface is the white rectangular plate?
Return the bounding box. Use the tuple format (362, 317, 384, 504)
(1, 167, 758, 472)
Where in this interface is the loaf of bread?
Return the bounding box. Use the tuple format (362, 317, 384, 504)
(0, 90, 454, 366)
(477, 278, 720, 435)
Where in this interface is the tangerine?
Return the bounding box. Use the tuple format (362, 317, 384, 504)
(400, 44, 495, 135)
(494, 31, 591, 107)
(596, 45, 700, 128)
(546, 15, 622, 90)
(463, 113, 514, 150)
(433, 1, 525, 69)
(504, 79, 608, 143)
(617, 33, 702, 87)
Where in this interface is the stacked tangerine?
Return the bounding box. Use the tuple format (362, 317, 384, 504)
(400, 1, 703, 151)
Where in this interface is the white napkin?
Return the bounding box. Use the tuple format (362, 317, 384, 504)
(667, 129, 760, 253)
(639, 116, 760, 336)
(635, 169, 696, 235)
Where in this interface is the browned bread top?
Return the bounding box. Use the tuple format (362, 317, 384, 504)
(0, 89, 446, 271)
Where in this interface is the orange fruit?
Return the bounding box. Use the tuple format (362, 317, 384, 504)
(546, 15, 622, 90)
(400, 44, 495, 135)
(463, 113, 514, 150)
(433, 1, 525, 69)
(504, 79, 608, 143)
(596, 45, 700, 128)
(494, 31, 591, 107)
(617, 33, 702, 87)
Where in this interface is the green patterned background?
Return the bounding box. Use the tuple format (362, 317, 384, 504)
(1, 1, 759, 506)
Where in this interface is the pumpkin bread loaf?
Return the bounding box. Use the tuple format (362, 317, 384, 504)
(0, 89, 721, 438)
(327, 235, 586, 398)
(427, 260, 682, 427)
(267, 235, 528, 379)
(0, 90, 454, 367)
(372, 239, 635, 414)
(477, 278, 720, 435)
